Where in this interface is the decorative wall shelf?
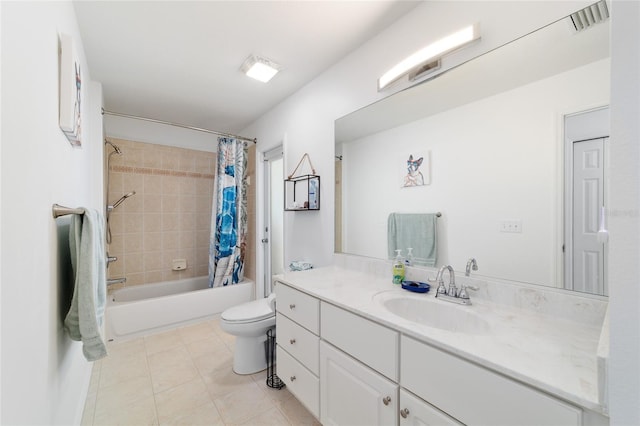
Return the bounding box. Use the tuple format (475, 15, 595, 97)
(285, 174, 320, 211)
(285, 153, 320, 211)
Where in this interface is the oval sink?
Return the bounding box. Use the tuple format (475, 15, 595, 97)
(373, 292, 490, 334)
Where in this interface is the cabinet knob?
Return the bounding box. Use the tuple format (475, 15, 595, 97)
(290, 338, 296, 345)
(289, 304, 296, 309)
(400, 408, 410, 419)
(382, 396, 391, 406)
(290, 376, 296, 382)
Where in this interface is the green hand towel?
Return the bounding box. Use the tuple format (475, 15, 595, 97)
(64, 208, 107, 361)
(387, 213, 438, 267)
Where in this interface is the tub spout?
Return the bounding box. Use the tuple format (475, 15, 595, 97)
(107, 277, 127, 286)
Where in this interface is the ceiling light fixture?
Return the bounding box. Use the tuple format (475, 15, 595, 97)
(378, 23, 481, 91)
(241, 55, 280, 83)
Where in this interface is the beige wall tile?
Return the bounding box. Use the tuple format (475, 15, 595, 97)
(143, 213, 162, 233)
(143, 174, 162, 194)
(144, 232, 162, 252)
(123, 233, 143, 254)
(143, 194, 161, 213)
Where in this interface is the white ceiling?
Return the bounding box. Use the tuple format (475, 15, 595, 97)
(74, 1, 422, 134)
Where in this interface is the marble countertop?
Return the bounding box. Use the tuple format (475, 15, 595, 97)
(275, 265, 607, 414)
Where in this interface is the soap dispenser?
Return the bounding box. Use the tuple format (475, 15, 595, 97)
(405, 248, 414, 266)
(392, 249, 405, 284)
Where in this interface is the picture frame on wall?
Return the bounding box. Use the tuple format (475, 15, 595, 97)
(59, 33, 82, 147)
(401, 151, 430, 188)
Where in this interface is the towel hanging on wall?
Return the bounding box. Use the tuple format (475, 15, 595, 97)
(387, 213, 438, 267)
(64, 208, 108, 361)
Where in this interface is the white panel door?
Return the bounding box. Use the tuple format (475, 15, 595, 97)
(572, 138, 607, 295)
(320, 341, 398, 426)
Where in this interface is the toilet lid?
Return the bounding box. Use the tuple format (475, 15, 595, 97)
(221, 297, 275, 323)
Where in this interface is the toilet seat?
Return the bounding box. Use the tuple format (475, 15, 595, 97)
(221, 297, 275, 324)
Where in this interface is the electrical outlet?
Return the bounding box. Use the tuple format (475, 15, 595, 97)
(500, 220, 523, 233)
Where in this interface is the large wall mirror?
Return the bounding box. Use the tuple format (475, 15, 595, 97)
(335, 9, 610, 296)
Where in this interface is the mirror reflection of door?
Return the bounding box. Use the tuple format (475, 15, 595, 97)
(564, 108, 609, 296)
(263, 147, 284, 296)
(335, 156, 343, 253)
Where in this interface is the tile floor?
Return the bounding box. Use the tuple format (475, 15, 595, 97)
(81, 317, 320, 426)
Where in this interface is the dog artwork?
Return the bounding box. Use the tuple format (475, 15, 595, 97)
(403, 154, 425, 187)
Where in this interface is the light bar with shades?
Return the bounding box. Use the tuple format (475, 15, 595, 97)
(241, 55, 280, 83)
(378, 23, 481, 91)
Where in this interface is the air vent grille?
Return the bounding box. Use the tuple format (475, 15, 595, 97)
(570, 0, 609, 32)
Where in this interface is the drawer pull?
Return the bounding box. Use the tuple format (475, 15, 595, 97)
(290, 338, 296, 345)
(289, 303, 296, 309)
(400, 408, 410, 419)
(382, 396, 391, 406)
(290, 375, 296, 382)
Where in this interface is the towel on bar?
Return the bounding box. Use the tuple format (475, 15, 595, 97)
(387, 213, 438, 267)
(64, 208, 108, 361)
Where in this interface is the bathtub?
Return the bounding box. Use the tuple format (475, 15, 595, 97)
(105, 276, 254, 341)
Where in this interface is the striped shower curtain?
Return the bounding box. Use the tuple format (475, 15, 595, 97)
(209, 137, 248, 288)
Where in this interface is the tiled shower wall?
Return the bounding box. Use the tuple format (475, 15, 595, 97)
(106, 138, 256, 288)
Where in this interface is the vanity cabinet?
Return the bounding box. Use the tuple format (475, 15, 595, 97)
(275, 284, 320, 418)
(275, 281, 589, 426)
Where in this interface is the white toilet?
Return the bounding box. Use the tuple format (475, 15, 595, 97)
(220, 293, 276, 374)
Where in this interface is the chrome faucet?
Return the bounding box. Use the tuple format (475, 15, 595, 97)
(465, 258, 478, 276)
(435, 265, 457, 297)
(435, 264, 473, 305)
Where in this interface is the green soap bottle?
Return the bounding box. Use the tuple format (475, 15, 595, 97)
(392, 249, 405, 284)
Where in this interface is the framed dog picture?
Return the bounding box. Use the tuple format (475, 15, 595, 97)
(401, 151, 430, 188)
(59, 33, 82, 147)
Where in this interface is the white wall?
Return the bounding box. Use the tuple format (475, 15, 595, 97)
(342, 59, 609, 287)
(1, 2, 103, 424)
(104, 114, 217, 152)
(608, 1, 640, 423)
(242, 1, 592, 295)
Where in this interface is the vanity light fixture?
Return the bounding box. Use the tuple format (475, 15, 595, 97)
(241, 55, 280, 83)
(378, 23, 480, 91)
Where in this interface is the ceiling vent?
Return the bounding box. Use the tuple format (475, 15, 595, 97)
(570, 0, 609, 32)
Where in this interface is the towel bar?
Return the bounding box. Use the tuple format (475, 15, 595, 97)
(52, 204, 84, 219)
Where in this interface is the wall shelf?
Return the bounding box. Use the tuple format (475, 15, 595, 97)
(285, 174, 320, 211)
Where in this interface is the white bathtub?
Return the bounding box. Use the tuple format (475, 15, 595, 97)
(105, 276, 254, 341)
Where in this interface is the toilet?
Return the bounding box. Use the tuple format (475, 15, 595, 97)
(220, 293, 276, 374)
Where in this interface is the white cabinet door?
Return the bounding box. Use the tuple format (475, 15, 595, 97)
(399, 389, 462, 426)
(320, 341, 398, 426)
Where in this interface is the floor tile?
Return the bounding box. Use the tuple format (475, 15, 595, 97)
(155, 377, 215, 424)
(178, 321, 215, 344)
(93, 395, 158, 426)
(237, 406, 291, 426)
(144, 329, 183, 355)
(213, 380, 275, 424)
(82, 317, 320, 426)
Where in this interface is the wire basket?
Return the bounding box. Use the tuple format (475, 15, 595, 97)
(266, 328, 285, 389)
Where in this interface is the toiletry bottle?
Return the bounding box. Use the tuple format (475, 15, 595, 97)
(405, 248, 414, 266)
(392, 249, 405, 284)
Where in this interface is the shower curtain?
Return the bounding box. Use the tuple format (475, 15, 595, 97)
(209, 137, 248, 288)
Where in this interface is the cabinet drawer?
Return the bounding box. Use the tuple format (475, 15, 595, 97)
(321, 302, 399, 381)
(400, 389, 463, 426)
(401, 336, 582, 426)
(277, 346, 319, 419)
(276, 314, 319, 375)
(275, 282, 319, 334)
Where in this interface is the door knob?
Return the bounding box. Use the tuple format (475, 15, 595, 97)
(400, 408, 410, 418)
(382, 396, 391, 406)
(290, 376, 296, 382)
(290, 339, 296, 345)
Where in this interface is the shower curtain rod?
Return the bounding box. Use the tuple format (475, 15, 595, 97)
(101, 108, 257, 144)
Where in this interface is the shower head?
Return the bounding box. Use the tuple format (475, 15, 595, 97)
(105, 139, 122, 155)
(108, 191, 136, 211)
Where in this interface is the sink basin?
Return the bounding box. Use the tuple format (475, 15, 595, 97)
(373, 292, 490, 334)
